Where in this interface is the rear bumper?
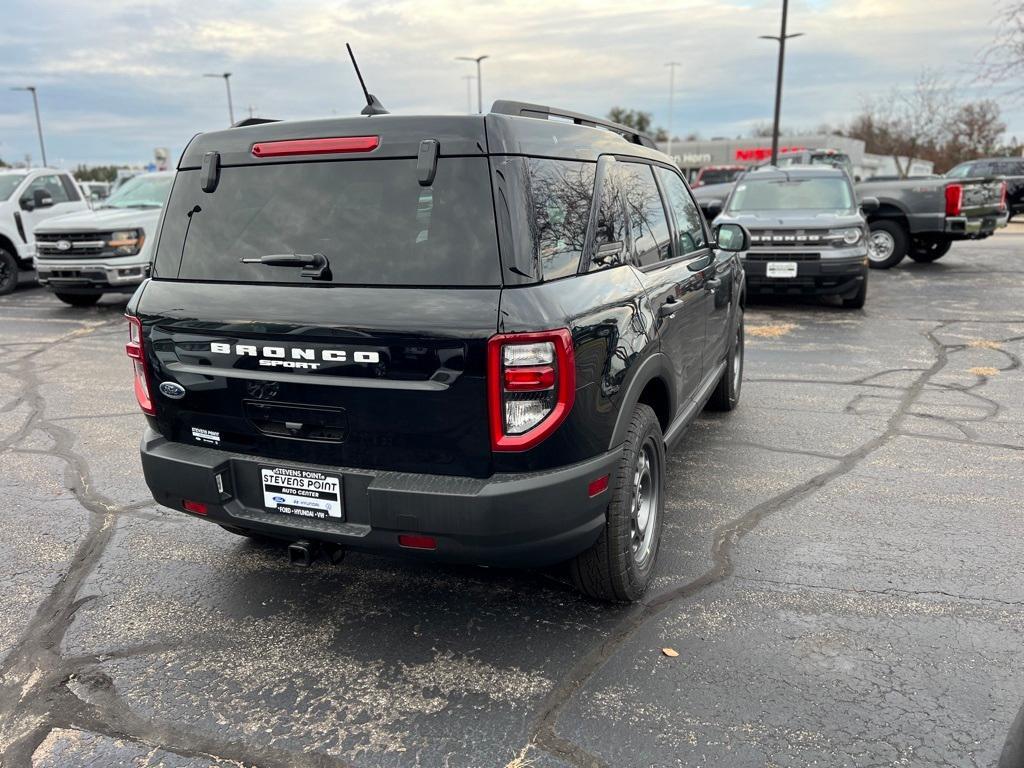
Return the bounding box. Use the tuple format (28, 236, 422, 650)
(945, 213, 1005, 239)
(140, 428, 618, 567)
(36, 259, 150, 293)
(743, 253, 867, 297)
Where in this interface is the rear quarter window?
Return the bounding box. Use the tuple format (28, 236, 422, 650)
(155, 157, 501, 287)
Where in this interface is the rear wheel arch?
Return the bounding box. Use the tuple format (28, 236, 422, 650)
(609, 353, 676, 449)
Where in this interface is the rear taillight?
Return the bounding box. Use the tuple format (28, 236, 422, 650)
(945, 183, 963, 217)
(125, 315, 154, 415)
(999, 181, 1008, 212)
(488, 329, 575, 452)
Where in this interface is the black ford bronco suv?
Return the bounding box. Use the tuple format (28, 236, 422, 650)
(127, 101, 749, 602)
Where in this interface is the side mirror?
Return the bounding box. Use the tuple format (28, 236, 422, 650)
(859, 196, 879, 213)
(713, 222, 750, 252)
(33, 189, 55, 209)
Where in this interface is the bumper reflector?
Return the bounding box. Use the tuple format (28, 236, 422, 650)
(398, 534, 437, 550)
(588, 474, 610, 498)
(183, 500, 208, 515)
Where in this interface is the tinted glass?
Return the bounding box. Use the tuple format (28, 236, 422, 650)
(524, 158, 596, 279)
(728, 177, 855, 213)
(102, 174, 172, 209)
(655, 167, 707, 256)
(588, 160, 629, 271)
(699, 168, 742, 185)
(946, 163, 973, 178)
(617, 163, 671, 267)
(0, 174, 24, 201)
(23, 174, 70, 204)
(158, 158, 500, 286)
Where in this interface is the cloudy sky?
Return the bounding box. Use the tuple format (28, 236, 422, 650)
(0, 0, 1019, 167)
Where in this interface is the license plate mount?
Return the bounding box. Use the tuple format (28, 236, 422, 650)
(260, 466, 343, 520)
(766, 261, 799, 278)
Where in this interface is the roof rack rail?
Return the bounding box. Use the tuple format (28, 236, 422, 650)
(490, 100, 657, 149)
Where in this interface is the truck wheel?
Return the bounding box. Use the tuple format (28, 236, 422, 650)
(54, 292, 102, 307)
(0, 248, 17, 296)
(841, 272, 868, 309)
(707, 308, 743, 411)
(908, 239, 952, 263)
(570, 403, 664, 603)
(867, 220, 907, 269)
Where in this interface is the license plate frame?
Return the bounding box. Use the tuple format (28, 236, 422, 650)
(766, 261, 799, 278)
(260, 466, 343, 521)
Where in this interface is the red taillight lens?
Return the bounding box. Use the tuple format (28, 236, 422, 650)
(945, 183, 963, 217)
(999, 181, 1008, 211)
(488, 329, 575, 452)
(183, 500, 208, 515)
(398, 534, 436, 550)
(125, 315, 154, 415)
(251, 136, 379, 158)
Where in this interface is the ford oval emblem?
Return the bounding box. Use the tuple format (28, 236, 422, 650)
(159, 381, 186, 400)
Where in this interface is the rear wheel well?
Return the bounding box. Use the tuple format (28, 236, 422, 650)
(636, 377, 671, 434)
(868, 204, 909, 235)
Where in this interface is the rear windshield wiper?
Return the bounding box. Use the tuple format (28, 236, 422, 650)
(240, 252, 332, 281)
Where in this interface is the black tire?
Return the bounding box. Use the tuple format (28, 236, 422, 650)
(54, 292, 102, 307)
(570, 404, 665, 603)
(841, 272, 868, 309)
(707, 308, 744, 411)
(0, 248, 17, 296)
(908, 239, 952, 263)
(866, 220, 907, 269)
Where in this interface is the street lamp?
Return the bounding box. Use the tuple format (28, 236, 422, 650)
(10, 86, 47, 167)
(760, 0, 803, 166)
(462, 75, 476, 114)
(455, 55, 489, 114)
(665, 62, 681, 160)
(204, 72, 235, 125)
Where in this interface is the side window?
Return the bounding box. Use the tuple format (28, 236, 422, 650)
(655, 167, 707, 256)
(588, 160, 629, 271)
(60, 175, 82, 201)
(617, 162, 671, 267)
(524, 158, 596, 280)
(22, 174, 71, 204)
(946, 163, 973, 179)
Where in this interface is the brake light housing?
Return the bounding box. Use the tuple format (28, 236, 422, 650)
(251, 136, 379, 158)
(488, 329, 575, 451)
(945, 183, 963, 217)
(125, 315, 154, 415)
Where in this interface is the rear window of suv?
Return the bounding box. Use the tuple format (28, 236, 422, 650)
(156, 158, 500, 286)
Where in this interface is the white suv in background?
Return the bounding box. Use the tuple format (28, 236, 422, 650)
(34, 171, 174, 306)
(0, 168, 90, 295)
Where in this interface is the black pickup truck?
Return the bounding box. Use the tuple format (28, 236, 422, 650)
(946, 157, 1024, 222)
(855, 173, 1009, 268)
(126, 101, 750, 602)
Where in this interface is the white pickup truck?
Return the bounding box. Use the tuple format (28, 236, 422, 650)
(34, 172, 174, 306)
(0, 168, 90, 295)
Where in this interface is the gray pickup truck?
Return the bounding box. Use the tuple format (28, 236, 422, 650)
(854, 175, 1009, 268)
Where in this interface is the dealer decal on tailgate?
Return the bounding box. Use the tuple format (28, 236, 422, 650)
(261, 467, 342, 520)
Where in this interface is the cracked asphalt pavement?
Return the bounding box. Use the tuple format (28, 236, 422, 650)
(1, 228, 1022, 768)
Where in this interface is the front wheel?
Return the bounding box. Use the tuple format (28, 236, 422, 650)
(908, 239, 952, 263)
(707, 308, 743, 411)
(0, 249, 18, 296)
(867, 220, 907, 269)
(570, 403, 665, 603)
(841, 272, 868, 309)
(54, 291, 102, 307)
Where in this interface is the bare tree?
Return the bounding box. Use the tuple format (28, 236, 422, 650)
(978, 1, 1024, 100)
(853, 70, 954, 178)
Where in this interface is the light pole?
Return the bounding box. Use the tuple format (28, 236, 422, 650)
(11, 86, 47, 167)
(665, 62, 681, 160)
(204, 72, 235, 125)
(462, 75, 475, 114)
(760, 0, 803, 166)
(455, 55, 489, 114)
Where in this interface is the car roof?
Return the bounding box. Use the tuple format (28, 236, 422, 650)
(743, 165, 848, 180)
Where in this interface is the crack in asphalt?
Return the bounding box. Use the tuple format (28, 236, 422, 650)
(526, 319, 1024, 767)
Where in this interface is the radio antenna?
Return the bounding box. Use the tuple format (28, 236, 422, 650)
(346, 43, 389, 116)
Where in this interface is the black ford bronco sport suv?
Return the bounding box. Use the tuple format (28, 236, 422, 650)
(128, 101, 749, 602)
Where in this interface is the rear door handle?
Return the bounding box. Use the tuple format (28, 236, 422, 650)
(658, 296, 681, 318)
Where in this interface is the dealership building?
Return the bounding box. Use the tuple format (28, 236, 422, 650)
(657, 134, 934, 182)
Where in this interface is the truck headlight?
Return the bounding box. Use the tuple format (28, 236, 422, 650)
(833, 227, 863, 245)
(108, 229, 144, 256)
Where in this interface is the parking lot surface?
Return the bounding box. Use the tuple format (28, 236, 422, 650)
(0, 229, 1022, 768)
